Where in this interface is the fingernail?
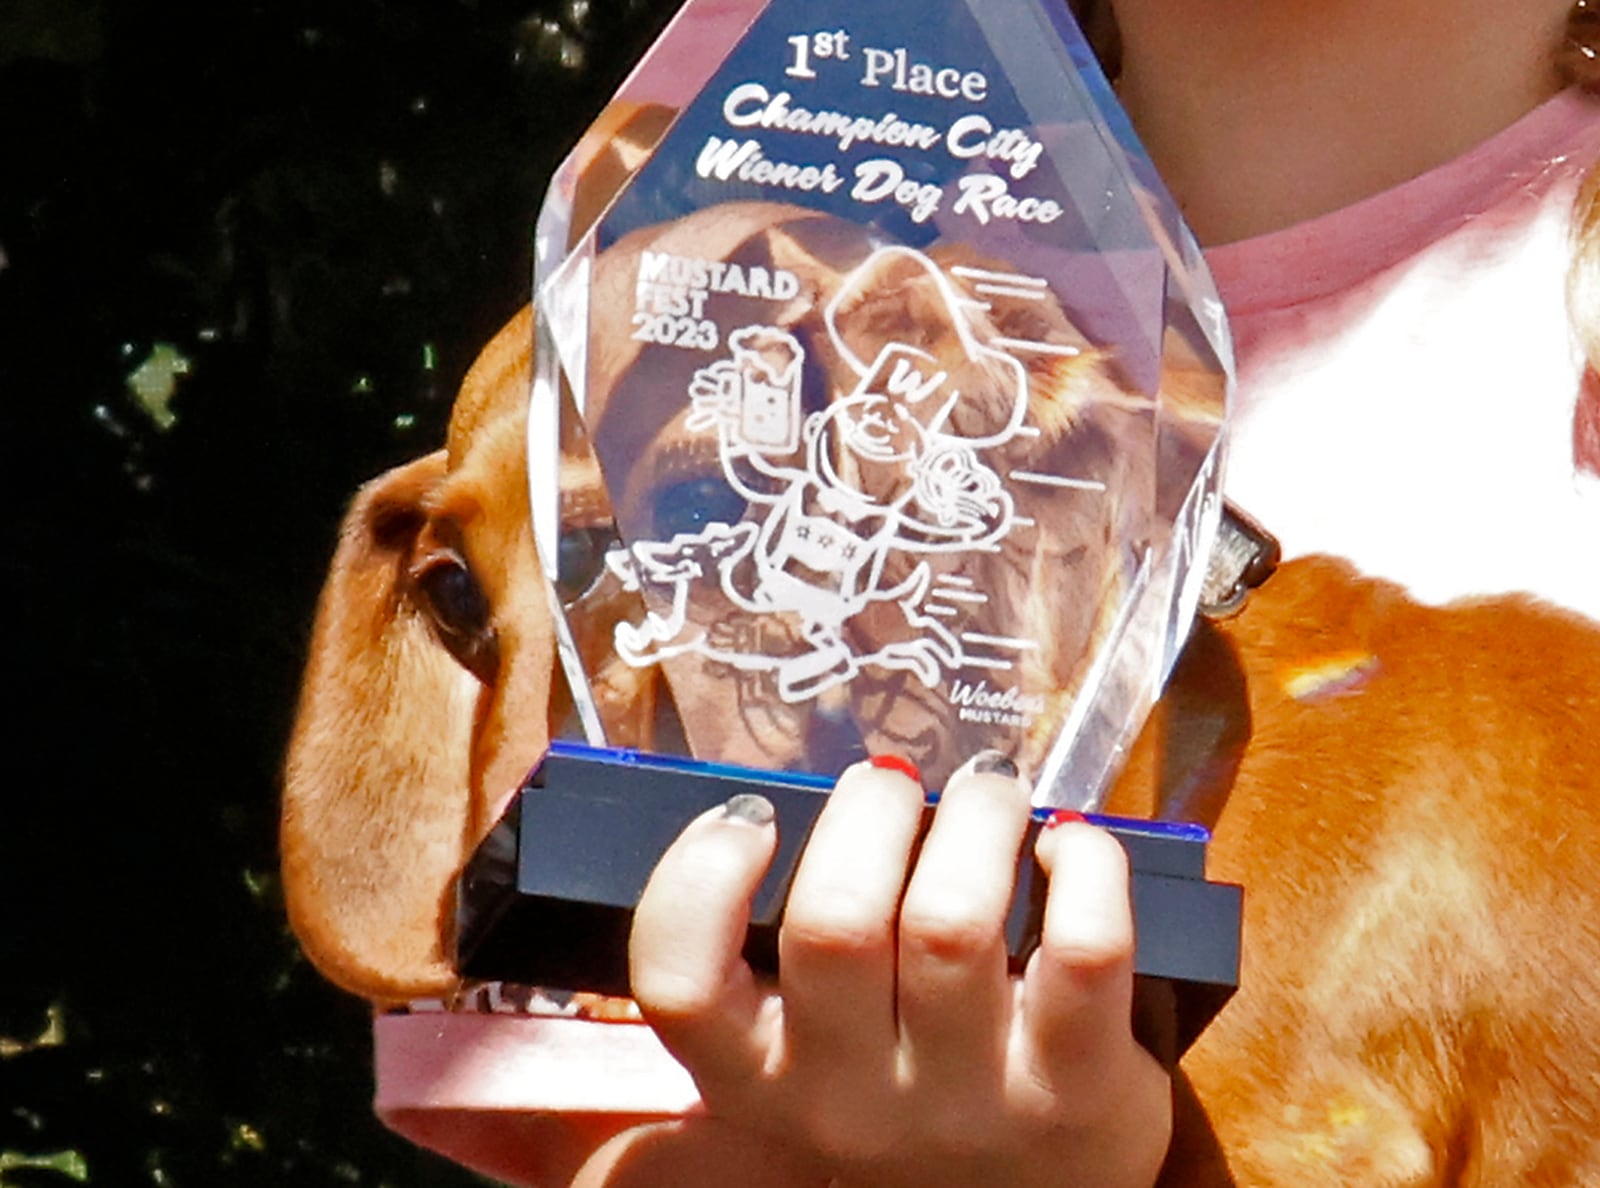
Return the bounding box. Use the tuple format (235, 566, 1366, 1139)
(1043, 808, 1087, 830)
(951, 749, 1020, 781)
(868, 754, 922, 783)
(720, 793, 776, 827)
(971, 750, 1019, 779)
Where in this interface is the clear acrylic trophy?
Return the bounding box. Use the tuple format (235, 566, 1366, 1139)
(457, 0, 1241, 1061)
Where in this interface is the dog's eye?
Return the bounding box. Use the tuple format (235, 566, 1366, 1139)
(650, 477, 747, 540)
(414, 554, 499, 684)
(556, 525, 619, 602)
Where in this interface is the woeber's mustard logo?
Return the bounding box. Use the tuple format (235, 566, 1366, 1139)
(948, 677, 1045, 728)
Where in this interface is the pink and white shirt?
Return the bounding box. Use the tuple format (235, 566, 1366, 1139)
(1213, 88, 1600, 619)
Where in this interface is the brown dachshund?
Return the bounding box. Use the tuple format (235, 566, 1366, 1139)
(283, 250, 1600, 1183)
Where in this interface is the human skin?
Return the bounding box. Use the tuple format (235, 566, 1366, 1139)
(1111, 0, 1573, 242)
(587, 759, 1169, 1188)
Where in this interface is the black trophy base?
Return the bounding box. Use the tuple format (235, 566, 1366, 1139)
(455, 742, 1242, 1064)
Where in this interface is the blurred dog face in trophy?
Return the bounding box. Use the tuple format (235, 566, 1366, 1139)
(567, 201, 1230, 788)
(280, 108, 1600, 1187)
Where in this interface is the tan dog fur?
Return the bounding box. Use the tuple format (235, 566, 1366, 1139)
(283, 307, 553, 1000)
(1111, 565, 1600, 1183)
(284, 297, 1600, 1182)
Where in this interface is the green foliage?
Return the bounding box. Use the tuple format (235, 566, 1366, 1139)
(0, 1150, 89, 1186)
(0, 0, 673, 1182)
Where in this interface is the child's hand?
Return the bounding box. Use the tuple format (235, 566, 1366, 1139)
(626, 754, 1172, 1188)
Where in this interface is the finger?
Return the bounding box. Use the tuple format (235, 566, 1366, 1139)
(895, 751, 1031, 1087)
(573, 1118, 831, 1188)
(1020, 818, 1139, 1082)
(630, 794, 778, 1087)
(778, 757, 925, 1074)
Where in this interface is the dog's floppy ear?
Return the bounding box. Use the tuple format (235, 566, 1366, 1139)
(282, 449, 481, 1002)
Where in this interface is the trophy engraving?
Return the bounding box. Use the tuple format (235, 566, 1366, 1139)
(612, 244, 1048, 706)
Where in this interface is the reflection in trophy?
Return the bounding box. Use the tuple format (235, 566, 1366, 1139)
(612, 245, 1050, 710)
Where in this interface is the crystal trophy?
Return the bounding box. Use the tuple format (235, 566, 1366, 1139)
(457, 0, 1241, 1061)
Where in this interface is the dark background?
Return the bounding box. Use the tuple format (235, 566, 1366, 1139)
(0, 0, 671, 1182)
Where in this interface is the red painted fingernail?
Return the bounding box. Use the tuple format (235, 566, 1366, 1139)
(1043, 809, 1087, 830)
(869, 754, 922, 783)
